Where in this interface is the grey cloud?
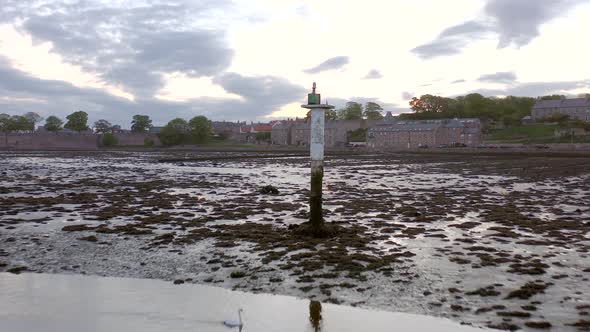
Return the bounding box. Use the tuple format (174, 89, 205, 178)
(303, 56, 349, 74)
(452, 79, 466, 84)
(467, 80, 590, 97)
(477, 71, 517, 83)
(412, 20, 493, 59)
(401, 92, 414, 100)
(0, 57, 307, 125)
(411, 39, 469, 59)
(439, 21, 490, 38)
(363, 69, 383, 80)
(485, 0, 576, 48)
(6, 1, 233, 98)
(212, 72, 306, 108)
(412, 0, 585, 59)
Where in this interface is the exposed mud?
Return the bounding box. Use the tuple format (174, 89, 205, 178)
(1, 150, 589, 331)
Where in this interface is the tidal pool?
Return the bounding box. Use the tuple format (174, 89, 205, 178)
(0, 272, 483, 332)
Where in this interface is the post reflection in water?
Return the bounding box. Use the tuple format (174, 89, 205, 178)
(309, 300, 323, 332)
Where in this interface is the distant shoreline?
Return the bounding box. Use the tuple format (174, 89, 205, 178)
(2, 145, 590, 158)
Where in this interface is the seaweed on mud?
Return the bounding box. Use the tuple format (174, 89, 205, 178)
(7, 266, 28, 274)
(497, 311, 531, 318)
(507, 260, 549, 275)
(78, 235, 98, 242)
(487, 322, 520, 331)
(466, 286, 500, 297)
(567, 320, 590, 330)
(524, 321, 551, 329)
(505, 282, 553, 300)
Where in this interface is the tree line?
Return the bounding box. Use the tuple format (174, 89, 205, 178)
(307, 102, 386, 121)
(0, 111, 156, 134)
(0, 110, 212, 147)
(402, 93, 590, 127)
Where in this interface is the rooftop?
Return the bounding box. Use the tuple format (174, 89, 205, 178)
(534, 98, 590, 109)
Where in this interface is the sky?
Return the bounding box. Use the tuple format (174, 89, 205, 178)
(0, 0, 589, 127)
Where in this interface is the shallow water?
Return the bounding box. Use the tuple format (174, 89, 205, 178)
(0, 272, 484, 332)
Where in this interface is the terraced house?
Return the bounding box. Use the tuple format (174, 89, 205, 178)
(289, 119, 379, 148)
(532, 97, 590, 122)
(367, 118, 482, 149)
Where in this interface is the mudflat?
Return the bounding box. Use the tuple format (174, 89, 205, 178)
(1, 150, 589, 331)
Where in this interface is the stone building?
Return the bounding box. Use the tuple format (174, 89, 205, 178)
(271, 122, 292, 145)
(237, 123, 273, 143)
(211, 121, 244, 139)
(289, 119, 377, 148)
(367, 118, 481, 149)
(532, 98, 590, 122)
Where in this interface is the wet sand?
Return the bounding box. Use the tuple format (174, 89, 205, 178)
(1, 151, 589, 331)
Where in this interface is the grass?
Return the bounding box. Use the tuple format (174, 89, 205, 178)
(486, 124, 590, 144)
(487, 124, 559, 142)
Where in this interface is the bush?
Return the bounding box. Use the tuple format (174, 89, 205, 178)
(102, 133, 118, 147)
(144, 137, 155, 147)
(540, 114, 570, 124)
(255, 131, 271, 142)
(158, 118, 189, 146)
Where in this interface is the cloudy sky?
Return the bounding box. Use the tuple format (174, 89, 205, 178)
(1, 0, 589, 127)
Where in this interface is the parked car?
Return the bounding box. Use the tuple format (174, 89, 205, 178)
(437, 144, 449, 148)
(451, 142, 467, 148)
(418, 144, 428, 149)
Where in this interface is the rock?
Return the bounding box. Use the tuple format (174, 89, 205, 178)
(258, 185, 279, 195)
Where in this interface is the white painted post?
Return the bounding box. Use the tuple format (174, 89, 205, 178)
(301, 83, 334, 234)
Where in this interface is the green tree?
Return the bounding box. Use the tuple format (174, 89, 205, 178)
(348, 128, 367, 142)
(131, 115, 153, 133)
(325, 109, 338, 120)
(255, 131, 271, 143)
(102, 133, 118, 147)
(540, 95, 565, 100)
(306, 109, 338, 121)
(188, 115, 212, 143)
(23, 112, 43, 132)
(409, 94, 449, 113)
(12, 115, 32, 132)
(0, 113, 14, 145)
(158, 118, 189, 146)
(338, 102, 363, 120)
(44, 116, 64, 132)
(0, 113, 11, 132)
(93, 119, 113, 134)
(144, 137, 155, 147)
(363, 102, 384, 120)
(64, 111, 89, 132)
